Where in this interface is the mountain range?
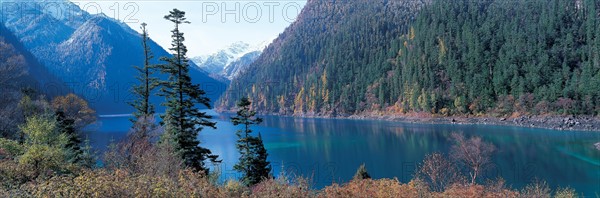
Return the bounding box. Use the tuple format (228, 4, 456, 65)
(191, 41, 269, 80)
(1, 0, 226, 114)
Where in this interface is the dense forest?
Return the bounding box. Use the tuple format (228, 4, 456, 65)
(220, 0, 600, 117)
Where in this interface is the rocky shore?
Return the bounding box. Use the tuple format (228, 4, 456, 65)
(346, 114, 600, 151)
(345, 114, 600, 132)
(218, 107, 600, 132)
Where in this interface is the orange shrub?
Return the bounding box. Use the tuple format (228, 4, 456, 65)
(250, 177, 313, 198)
(438, 184, 519, 198)
(320, 178, 430, 198)
(24, 169, 224, 198)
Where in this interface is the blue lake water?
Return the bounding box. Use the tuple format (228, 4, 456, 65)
(87, 111, 600, 195)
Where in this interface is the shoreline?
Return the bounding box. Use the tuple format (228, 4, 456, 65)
(347, 114, 600, 132)
(217, 109, 600, 132)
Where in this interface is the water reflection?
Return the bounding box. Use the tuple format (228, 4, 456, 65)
(91, 113, 600, 195)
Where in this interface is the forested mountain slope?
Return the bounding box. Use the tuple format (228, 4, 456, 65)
(0, 23, 68, 137)
(220, 0, 600, 117)
(219, 0, 431, 116)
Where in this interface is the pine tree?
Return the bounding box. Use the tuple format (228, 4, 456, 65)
(158, 9, 217, 173)
(249, 132, 271, 182)
(56, 111, 81, 163)
(353, 163, 371, 180)
(130, 22, 158, 122)
(232, 98, 271, 186)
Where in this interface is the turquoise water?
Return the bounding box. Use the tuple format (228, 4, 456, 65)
(88, 112, 600, 195)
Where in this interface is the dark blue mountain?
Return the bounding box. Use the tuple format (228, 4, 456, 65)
(0, 22, 69, 96)
(1, 0, 226, 114)
(0, 22, 71, 137)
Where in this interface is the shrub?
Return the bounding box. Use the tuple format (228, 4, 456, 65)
(495, 95, 515, 116)
(534, 100, 551, 115)
(449, 133, 495, 185)
(0, 138, 24, 159)
(417, 152, 463, 192)
(224, 179, 250, 197)
(520, 179, 550, 198)
(23, 169, 224, 197)
(554, 187, 579, 198)
(320, 178, 429, 198)
(440, 183, 518, 198)
(251, 176, 313, 198)
(18, 115, 70, 178)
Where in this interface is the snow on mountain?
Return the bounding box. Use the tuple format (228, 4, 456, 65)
(223, 51, 262, 80)
(192, 40, 271, 80)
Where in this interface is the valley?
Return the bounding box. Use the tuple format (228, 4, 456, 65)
(0, 0, 599, 197)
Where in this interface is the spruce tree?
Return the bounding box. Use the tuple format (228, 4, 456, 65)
(130, 22, 158, 121)
(353, 163, 371, 180)
(158, 9, 217, 173)
(232, 97, 271, 186)
(248, 132, 271, 184)
(56, 111, 81, 163)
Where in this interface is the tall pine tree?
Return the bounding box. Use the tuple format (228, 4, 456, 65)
(130, 22, 158, 121)
(232, 98, 271, 186)
(158, 9, 218, 173)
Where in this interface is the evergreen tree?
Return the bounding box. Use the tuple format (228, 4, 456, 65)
(232, 97, 271, 186)
(353, 163, 371, 180)
(56, 111, 81, 163)
(249, 132, 270, 182)
(130, 22, 159, 122)
(158, 9, 217, 173)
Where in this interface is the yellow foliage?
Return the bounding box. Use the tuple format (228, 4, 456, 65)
(277, 95, 286, 110)
(294, 87, 305, 114)
(321, 71, 330, 106)
(309, 84, 317, 112)
(438, 37, 447, 64)
(51, 93, 96, 129)
(321, 70, 328, 87)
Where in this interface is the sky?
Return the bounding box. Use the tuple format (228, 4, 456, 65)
(70, 0, 306, 56)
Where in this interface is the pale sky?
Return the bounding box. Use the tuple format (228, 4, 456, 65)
(71, 0, 306, 56)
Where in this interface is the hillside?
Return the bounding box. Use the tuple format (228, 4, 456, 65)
(218, 0, 431, 116)
(2, 0, 226, 114)
(0, 23, 69, 137)
(220, 0, 600, 117)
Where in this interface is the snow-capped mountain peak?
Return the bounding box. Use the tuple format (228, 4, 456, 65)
(192, 40, 270, 80)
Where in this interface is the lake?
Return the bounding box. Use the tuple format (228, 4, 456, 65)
(87, 111, 600, 195)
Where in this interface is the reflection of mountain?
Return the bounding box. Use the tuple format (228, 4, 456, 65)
(192, 41, 268, 80)
(2, 0, 225, 114)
